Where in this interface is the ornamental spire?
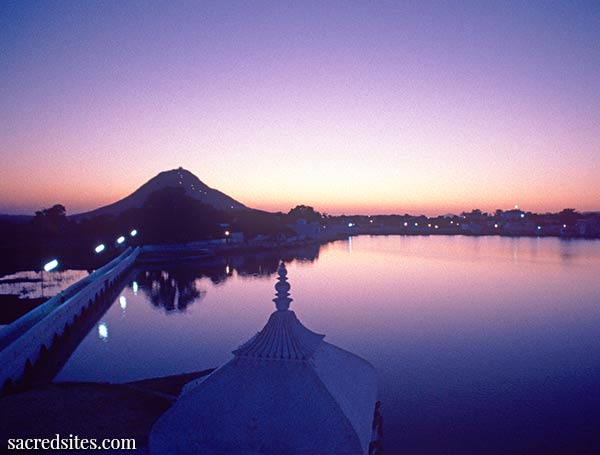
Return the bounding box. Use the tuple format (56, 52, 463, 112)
(273, 262, 293, 311)
(234, 262, 323, 360)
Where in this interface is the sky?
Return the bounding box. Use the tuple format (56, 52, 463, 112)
(0, 1, 599, 216)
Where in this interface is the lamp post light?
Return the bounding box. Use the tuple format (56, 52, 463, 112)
(93, 243, 107, 271)
(116, 236, 125, 246)
(41, 259, 58, 298)
(44, 259, 58, 272)
(130, 229, 137, 237)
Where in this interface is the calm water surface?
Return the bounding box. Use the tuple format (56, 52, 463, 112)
(55, 236, 600, 454)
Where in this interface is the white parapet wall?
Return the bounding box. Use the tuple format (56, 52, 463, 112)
(0, 248, 136, 351)
(0, 247, 140, 389)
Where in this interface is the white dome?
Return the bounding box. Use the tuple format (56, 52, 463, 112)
(150, 263, 377, 455)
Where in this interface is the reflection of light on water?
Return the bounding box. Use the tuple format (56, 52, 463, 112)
(0, 270, 89, 299)
(119, 296, 127, 310)
(348, 236, 353, 252)
(45, 235, 600, 455)
(98, 322, 108, 341)
(225, 265, 230, 275)
(132, 281, 138, 295)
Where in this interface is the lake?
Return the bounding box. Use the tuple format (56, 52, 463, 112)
(50, 236, 600, 454)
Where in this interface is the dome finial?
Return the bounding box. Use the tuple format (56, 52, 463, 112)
(273, 262, 293, 311)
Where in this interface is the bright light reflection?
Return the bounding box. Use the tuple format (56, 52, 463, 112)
(44, 259, 58, 272)
(95, 244, 105, 253)
(119, 296, 127, 310)
(98, 322, 108, 340)
(132, 281, 138, 294)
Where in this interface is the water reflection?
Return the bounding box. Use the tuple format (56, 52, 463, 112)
(0, 270, 90, 325)
(130, 245, 322, 314)
(51, 236, 600, 454)
(98, 322, 108, 341)
(0, 269, 89, 300)
(136, 269, 207, 313)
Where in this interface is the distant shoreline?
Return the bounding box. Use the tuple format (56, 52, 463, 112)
(1, 230, 599, 275)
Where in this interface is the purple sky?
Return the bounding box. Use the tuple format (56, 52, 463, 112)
(1, 1, 599, 215)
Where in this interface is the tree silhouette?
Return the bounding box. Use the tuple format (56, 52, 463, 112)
(287, 205, 322, 223)
(32, 204, 68, 236)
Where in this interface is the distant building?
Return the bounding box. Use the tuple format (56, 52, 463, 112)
(577, 217, 600, 237)
(503, 220, 536, 235)
(227, 231, 245, 243)
(498, 209, 526, 221)
(460, 223, 484, 235)
(289, 218, 321, 240)
(150, 263, 378, 455)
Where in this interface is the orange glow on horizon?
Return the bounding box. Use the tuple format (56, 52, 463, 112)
(1, 165, 598, 217)
(1, 3, 599, 217)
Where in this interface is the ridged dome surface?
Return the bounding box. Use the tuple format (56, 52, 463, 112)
(233, 310, 324, 361)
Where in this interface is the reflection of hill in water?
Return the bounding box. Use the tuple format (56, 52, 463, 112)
(130, 244, 320, 314)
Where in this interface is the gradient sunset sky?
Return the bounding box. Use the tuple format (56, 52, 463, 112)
(1, 1, 599, 216)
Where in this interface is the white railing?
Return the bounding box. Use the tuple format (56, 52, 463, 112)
(0, 248, 135, 350)
(0, 247, 140, 389)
